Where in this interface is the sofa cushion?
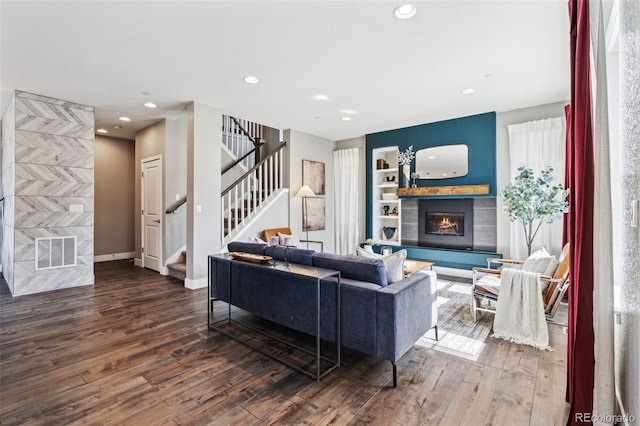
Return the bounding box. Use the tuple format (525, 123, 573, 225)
(313, 252, 387, 287)
(264, 246, 315, 266)
(356, 248, 407, 284)
(227, 241, 268, 255)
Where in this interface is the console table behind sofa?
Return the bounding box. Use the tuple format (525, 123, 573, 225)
(209, 242, 438, 387)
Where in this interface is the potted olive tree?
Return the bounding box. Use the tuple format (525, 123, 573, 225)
(502, 166, 570, 256)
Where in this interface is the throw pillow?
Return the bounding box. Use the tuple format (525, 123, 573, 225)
(356, 247, 407, 284)
(248, 236, 268, 245)
(522, 247, 558, 276)
(278, 232, 298, 247)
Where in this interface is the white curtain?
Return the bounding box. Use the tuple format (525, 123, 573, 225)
(507, 118, 566, 259)
(590, 0, 616, 422)
(333, 148, 359, 255)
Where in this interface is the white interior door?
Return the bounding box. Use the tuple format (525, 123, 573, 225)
(142, 157, 162, 272)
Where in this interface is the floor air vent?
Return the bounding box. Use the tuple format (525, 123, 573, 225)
(35, 237, 77, 270)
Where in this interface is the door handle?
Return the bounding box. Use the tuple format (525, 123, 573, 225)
(153, 219, 160, 223)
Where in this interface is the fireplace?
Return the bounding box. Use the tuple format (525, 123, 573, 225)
(418, 199, 473, 250)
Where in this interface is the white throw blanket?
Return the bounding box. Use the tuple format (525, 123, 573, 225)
(492, 268, 550, 350)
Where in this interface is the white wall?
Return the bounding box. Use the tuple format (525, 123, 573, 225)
(285, 129, 335, 253)
(164, 116, 187, 261)
(495, 101, 568, 258)
(186, 102, 222, 289)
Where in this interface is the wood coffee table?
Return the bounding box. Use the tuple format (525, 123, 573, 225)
(403, 259, 434, 276)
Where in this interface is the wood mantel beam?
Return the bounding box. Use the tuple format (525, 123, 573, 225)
(396, 184, 490, 197)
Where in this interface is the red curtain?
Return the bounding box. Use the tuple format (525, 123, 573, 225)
(565, 0, 595, 424)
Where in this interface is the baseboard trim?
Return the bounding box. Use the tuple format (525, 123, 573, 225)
(184, 277, 207, 290)
(134, 258, 143, 267)
(94, 252, 136, 263)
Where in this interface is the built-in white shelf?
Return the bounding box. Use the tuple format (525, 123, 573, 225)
(371, 146, 402, 244)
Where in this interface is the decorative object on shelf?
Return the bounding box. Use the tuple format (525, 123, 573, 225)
(302, 159, 326, 195)
(382, 226, 397, 240)
(396, 146, 415, 188)
(501, 166, 569, 256)
(386, 175, 396, 182)
(392, 207, 398, 215)
(382, 205, 390, 216)
(376, 159, 386, 169)
(381, 192, 398, 200)
(410, 172, 418, 188)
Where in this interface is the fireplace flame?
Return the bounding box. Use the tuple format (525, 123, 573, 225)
(438, 216, 459, 233)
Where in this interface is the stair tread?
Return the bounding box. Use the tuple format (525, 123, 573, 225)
(167, 262, 186, 272)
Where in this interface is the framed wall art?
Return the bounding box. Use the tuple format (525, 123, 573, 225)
(303, 197, 326, 231)
(302, 159, 325, 196)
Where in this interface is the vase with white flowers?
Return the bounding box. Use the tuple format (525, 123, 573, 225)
(396, 146, 415, 188)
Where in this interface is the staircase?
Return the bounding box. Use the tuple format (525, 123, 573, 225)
(165, 116, 286, 282)
(167, 250, 186, 281)
(222, 115, 263, 171)
(222, 142, 286, 243)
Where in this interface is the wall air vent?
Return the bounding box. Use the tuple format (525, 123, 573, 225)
(35, 237, 77, 271)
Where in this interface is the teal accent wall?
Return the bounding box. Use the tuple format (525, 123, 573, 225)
(365, 244, 502, 270)
(366, 112, 497, 240)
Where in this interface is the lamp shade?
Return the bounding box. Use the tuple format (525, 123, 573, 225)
(296, 184, 316, 198)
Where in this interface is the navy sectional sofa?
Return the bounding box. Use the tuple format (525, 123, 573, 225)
(209, 241, 438, 386)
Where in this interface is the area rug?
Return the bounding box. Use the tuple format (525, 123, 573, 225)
(416, 278, 494, 361)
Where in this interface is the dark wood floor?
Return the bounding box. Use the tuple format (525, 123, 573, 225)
(0, 260, 569, 425)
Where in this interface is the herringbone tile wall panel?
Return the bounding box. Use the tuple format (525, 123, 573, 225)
(1, 94, 16, 293)
(13, 258, 94, 296)
(14, 226, 93, 263)
(2, 91, 95, 295)
(16, 132, 93, 168)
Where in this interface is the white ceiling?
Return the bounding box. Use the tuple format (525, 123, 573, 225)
(0, 1, 570, 142)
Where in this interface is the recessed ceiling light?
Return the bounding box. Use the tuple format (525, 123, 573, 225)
(340, 109, 356, 115)
(143, 102, 158, 108)
(119, 116, 131, 122)
(394, 4, 417, 19)
(243, 75, 259, 84)
(96, 128, 108, 134)
(442, 173, 449, 177)
(313, 94, 330, 101)
(112, 125, 122, 129)
(342, 116, 352, 121)
(460, 88, 476, 95)
(428, 155, 435, 159)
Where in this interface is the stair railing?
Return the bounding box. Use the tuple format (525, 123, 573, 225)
(222, 115, 263, 170)
(222, 142, 286, 241)
(166, 196, 187, 214)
